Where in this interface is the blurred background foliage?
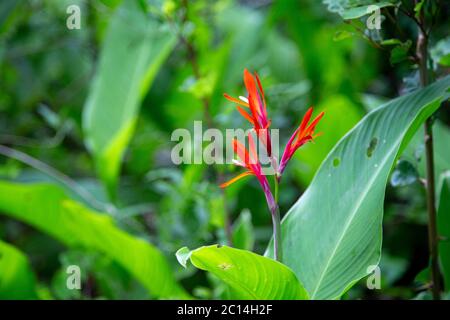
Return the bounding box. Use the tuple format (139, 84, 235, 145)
(0, 0, 449, 299)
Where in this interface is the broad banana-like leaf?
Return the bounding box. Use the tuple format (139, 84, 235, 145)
(267, 76, 450, 299)
(0, 181, 188, 299)
(83, 0, 176, 197)
(177, 245, 308, 299)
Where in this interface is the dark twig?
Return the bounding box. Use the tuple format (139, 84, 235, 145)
(415, 0, 441, 300)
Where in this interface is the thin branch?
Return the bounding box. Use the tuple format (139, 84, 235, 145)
(345, 20, 386, 51)
(0, 122, 72, 148)
(415, 0, 441, 300)
(0, 144, 116, 215)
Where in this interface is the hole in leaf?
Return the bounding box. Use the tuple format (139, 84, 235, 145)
(333, 157, 340, 167)
(366, 137, 378, 158)
(218, 263, 232, 270)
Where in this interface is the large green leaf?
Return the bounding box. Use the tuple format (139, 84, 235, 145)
(438, 172, 450, 291)
(83, 0, 176, 197)
(0, 181, 188, 299)
(0, 240, 37, 299)
(178, 245, 308, 300)
(267, 76, 450, 299)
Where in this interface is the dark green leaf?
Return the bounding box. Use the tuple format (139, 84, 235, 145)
(0, 181, 188, 299)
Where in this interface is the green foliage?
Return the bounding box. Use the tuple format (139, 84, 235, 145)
(266, 76, 450, 299)
(431, 37, 450, 67)
(178, 245, 308, 300)
(1, 0, 449, 301)
(0, 240, 37, 299)
(83, 0, 176, 197)
(0, 181, 187, 299)
(389, 40, 413, 64)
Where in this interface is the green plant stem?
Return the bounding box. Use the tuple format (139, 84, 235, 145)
(272, 175, 282, 262)
(274, 174, 279, 204)
(271, 205, 282, 262)
(416, 2, 441, 300)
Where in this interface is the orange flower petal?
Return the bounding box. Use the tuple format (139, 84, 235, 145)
(233, 138, 250, 165)
(223, 93, 249, 108)
(236, 106, 255, 126)
(254, 72, 267, 116)
(254, 72, 265, 102)
(299, 107, 313, 133)
(244, 69, 264, 117)
(248, 99, 261, 129)
(305, 111, 325, 134)
(296, 109, 324, 144)
(220, 171, 253, 188)
(243, 69, 258, 99)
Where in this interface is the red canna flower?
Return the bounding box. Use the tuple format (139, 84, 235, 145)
(224, 69, 272, 156)
(220, 68, 324, 262)
(278, 107, 324, 178)
(220, 132, 276, 212)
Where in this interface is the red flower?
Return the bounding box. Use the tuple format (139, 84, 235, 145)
(278, 107, 324, 177)
(220, 132, 276, 212)
(220, 68, 324, 262)
(224, 69, 272, 156)
(220, 69, 323, 211)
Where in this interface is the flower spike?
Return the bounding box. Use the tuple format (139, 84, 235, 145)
(220, 132, 276, 212)
(278, 107, 324, 177)
(223, 69, 273, 156)
(221, 68, 324, 263)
